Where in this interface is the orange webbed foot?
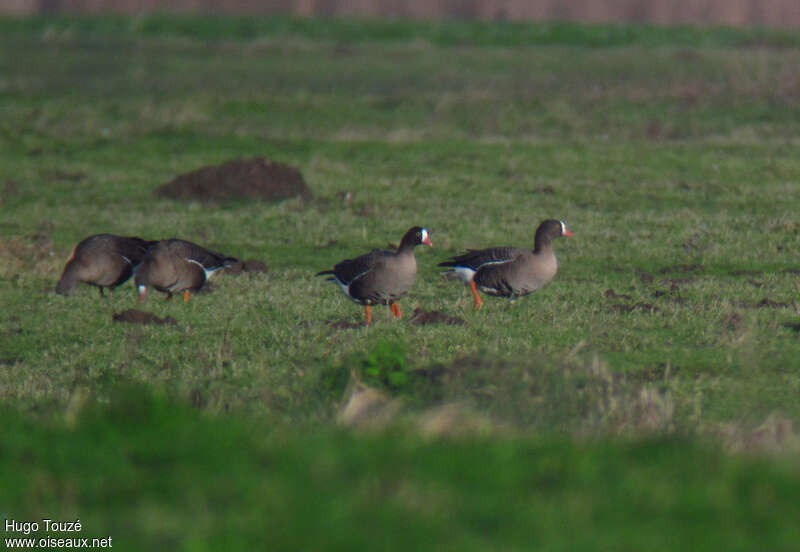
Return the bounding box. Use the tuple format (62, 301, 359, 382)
(469, 281, 483, 310)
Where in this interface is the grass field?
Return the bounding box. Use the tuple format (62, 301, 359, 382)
(2, 14, 800, 550)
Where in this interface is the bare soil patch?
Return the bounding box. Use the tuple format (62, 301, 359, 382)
(740, 298, 794, 309)
(631, 363, 681, 383)
(661, 277, 696, 286)
(408, 308, 467, 326)
(638, 271, 655, 284)
(50, 170, 85, 182)
(609, 302, 660, 314)
(731, 270, 763, 276)
(659, 263, 703, 274)
(604, 288, 632, 301)
(720, 312, 745, 333)
(157, 157, 311, 203)
(112, 309, 177, 325)
(326, 319, 367, 329)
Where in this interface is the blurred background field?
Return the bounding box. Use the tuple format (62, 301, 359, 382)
(2, 9, 800, 551)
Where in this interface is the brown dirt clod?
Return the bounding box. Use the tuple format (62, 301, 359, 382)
(223, 259, 269, 276)
(604, 288, 633, 301)
(112, 309, 177, 326)
(639, 272, 655, 284)
(326, 319, 367, 329)
(743, 298, 794, 309)
(720, 312, 745, 333)
(156, 157, 312, 203)
(408, 308, 467, 326)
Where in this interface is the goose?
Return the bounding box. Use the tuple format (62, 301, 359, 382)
(316, 226, 432, 324)
(56, 234, 157, 296)
(135, 239, 238, 303)
(438, 219, 573, 309)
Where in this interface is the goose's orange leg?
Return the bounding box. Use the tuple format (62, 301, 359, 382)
(364, 305, 373, 324)
(469, 280, 483, 310)
(390, 302, 403, 319)
(183, 290, 191, 303)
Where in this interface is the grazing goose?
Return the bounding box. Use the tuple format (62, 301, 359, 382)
(56, 234, 157, 296)
(135, 239, 238, 303)
(316, 226, 432, 324)
(438, 219, 573, 309)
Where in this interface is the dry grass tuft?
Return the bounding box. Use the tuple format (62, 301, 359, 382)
(705, 414, 800, 454)
(337, 380, 402, 430)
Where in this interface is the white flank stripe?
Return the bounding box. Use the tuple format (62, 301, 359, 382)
(475, 259, 512, 269)
(452, 266, 476, 283)
(333, 276, 356, 302)
(186, 258, 215, 279)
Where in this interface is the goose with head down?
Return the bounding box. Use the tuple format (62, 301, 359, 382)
(135, 238, 238, 303)
(438, 219, 573, 309)
(316, 226, 432, 324)
(56, 234, 157, 297)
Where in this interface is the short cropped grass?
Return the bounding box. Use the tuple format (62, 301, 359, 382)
(2, 14, 800, 549)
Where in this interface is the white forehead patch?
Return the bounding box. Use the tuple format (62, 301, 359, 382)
(560, 221, 567, 235)
(421, 228, 429, 242)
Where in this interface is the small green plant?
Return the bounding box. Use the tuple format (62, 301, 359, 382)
(356, 340, 409, 391)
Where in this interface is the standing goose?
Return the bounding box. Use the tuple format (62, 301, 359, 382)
(135, 239, 238, 303)
(56, 234, 157, 296)
(438, 219, 573, 309)
(316, 226, 432, 324)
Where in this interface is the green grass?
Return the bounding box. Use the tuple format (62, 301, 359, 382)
(3, 388, 800, 550)
(3, 14, 800, 549)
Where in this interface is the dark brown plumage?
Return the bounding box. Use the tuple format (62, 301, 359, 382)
(134, 239, 238, 303)
(316, 226, 432, 324)
(55, 234, 157, 296)
(438, 219, 573, 309)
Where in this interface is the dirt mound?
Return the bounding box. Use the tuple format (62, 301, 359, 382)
(157, 157, 311, 203)
(408, 308, 467, 326)
(223, 259, 269, 276)
(112, 309, 177, 325)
